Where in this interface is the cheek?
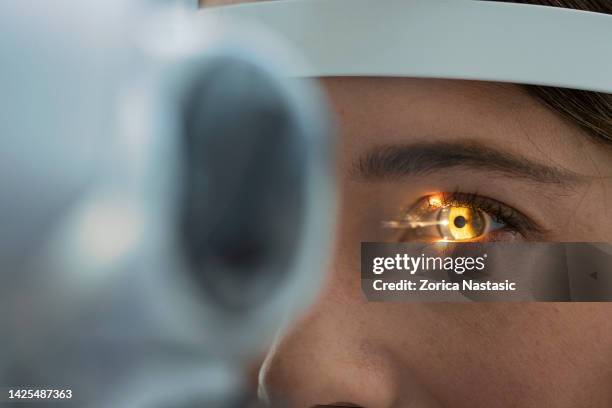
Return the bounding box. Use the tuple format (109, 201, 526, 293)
(361, 303, 612, 407)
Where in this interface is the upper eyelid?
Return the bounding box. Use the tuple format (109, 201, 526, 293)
(402, 191, 548, 240)
(416, 192, 548, 238)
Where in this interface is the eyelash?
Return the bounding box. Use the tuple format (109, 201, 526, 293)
(431, 191, 543, 238)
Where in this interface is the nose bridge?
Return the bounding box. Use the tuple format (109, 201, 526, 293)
(258, 298, 403, 408)
(259, 275, 451, 408)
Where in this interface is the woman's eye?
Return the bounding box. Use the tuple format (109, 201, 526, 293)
(435, 205, 503, 241)
(383, 194, 509, 242)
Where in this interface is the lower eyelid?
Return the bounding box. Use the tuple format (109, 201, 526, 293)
(390, 193, 534, 242)
(438, 192, 546, 237)
(474, 229, 523, 243)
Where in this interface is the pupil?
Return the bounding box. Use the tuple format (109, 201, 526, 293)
(453, 215, 467, 229)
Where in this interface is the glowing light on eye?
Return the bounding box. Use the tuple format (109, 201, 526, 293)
(428, 195, 443, 208)
(438, 206, 486, 241)
(382, 194, 506, 243)
(382, 220, 449, 229)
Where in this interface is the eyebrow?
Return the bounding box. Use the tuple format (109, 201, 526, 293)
(352, 141, 584, 186)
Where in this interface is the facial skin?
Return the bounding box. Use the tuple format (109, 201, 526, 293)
(258, 78, 612, 407)
(202, 2, 612, 406)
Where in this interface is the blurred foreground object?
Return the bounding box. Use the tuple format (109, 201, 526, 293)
(0, 1, 335, 407)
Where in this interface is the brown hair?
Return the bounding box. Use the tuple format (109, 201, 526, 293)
(503, 0, 612, 143)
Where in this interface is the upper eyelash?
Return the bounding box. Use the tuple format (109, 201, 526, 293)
(435, 190, 546, 237)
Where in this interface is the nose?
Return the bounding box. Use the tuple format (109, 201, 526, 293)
(257, 271, 442, 408)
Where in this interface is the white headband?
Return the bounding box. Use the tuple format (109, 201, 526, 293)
(199, 0, 612, 93)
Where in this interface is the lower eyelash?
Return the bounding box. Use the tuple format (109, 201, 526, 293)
(437, 191, 543, 237)
(386, 191, 546, 242)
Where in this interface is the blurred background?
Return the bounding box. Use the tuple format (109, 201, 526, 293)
(0, 1, 335, 406)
